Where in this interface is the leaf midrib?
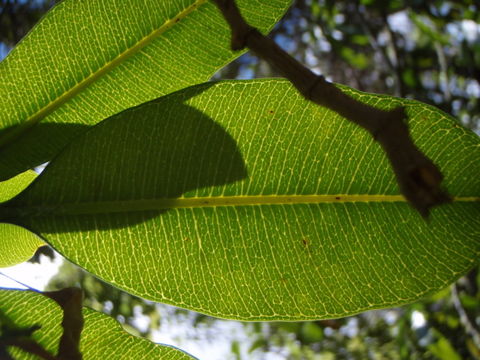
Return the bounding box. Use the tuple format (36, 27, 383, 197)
(5, 195, 478, 217)
(0, 0, 208, 149)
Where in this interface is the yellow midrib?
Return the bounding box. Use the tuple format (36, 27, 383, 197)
(0, 0, 208, 149)
(25, 194, 479, 216)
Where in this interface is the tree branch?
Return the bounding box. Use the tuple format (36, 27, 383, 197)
(1, 337, 57, 360)
(44, 288, 84, 360)
(213, 0, 450, 217)
(451, 284, 480, 350)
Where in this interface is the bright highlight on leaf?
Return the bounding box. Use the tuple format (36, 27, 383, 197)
(3, 80, 479, 320)
(0, 289, 195, 359)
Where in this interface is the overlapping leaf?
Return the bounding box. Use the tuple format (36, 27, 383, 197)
(0, 171, 43, 267)
(0, 289, 195, 359)
(2, 80, 479, 320)
(0, 170, 37, 203)
(0, 0, 291, 180)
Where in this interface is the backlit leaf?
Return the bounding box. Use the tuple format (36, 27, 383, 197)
(2, 80, 479, 320)
(0, 289, 195, 359)
(0, 171, 43, 268)
(0, 0, 291, 180)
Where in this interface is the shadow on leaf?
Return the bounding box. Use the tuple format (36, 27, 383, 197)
(2, 88, 247, 233)
(0, 123, 91, 181)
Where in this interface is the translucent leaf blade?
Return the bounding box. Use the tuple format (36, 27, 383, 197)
(0, 289, 196, 359)
(3, 80, 479, 320)
(0, 171, 43, 267)
(0, 0, 291, 180)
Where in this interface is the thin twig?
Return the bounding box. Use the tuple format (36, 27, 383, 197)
(355, 4, 404, 97)
(451, 284, 480, 350)
(213, 0, 450, 217)
(0, 271, 39, 291)
(381, 10, 405, 97)
(1, 338, 57, 360)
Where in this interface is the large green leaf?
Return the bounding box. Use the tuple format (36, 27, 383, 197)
(0, 289, 195, 359)
(0, 171, 43, 268)
(0, 0, 291, 180)
(2, 80, 479, 320)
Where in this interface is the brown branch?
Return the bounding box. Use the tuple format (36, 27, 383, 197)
(0, 287, 83, 360)
(213, 0, 450, 217)
(44, 288, 84, 360)
(1, 337, 57, 360)
(0, 322, 56, 360)
(0, 338, 58, 360)
(451, 284, 480, 350)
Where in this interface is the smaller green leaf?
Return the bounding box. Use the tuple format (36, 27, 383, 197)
(340, 47, 369, 69)
(0, 223, 44, 268)
(0, 289, 196, 359)
(350, 34, 369, 46)
(0, 170, 38, 203)
(0, 171, 43, 268)
(301, 322, 323, 343)
(428, 330, 462, 360)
